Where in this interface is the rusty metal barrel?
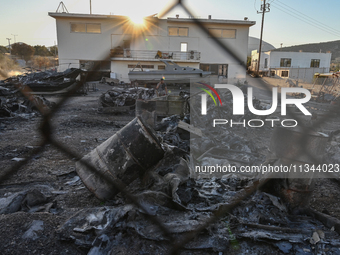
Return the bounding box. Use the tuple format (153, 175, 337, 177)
(76, 117, 164, 200)
(269, 126, 328, 209)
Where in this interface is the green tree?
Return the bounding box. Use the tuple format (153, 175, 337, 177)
(0, 54, 20, 79)
(11, 43, 35, 61)
(33, 56, 51, 69)
(246, 56, 251, 68)
(0, 45, 9, 54)
(49, 45, 58, 56)
(34, 45, 52, 56)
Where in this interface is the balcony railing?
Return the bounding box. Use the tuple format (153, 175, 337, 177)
(110, 49, 201, 61)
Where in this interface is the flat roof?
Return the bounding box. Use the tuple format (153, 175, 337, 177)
(48, 12, 128, 19)
(167, 17, 255, 26)
(266, 50, 332, 55)
(48, 12, 255, 26)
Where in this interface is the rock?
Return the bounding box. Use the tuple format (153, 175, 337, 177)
(310, 231, 320, 244)
(23, 189, 47, 207)
(11, 157, 25, 162)
(275, 242, 292, 254)
(22, 220, 44, 240)
(0, 193, 26, 214)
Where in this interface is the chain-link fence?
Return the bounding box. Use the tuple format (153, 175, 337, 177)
(2, 0, 340, 254)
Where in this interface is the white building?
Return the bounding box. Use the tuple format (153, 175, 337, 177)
(48, 12, 255, 83)
(250, 50, 332, 83)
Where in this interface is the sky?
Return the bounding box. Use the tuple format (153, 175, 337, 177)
(1, 0, 340, 49)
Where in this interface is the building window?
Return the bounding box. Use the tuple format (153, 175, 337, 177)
(168, 27, 188, 36)
(264, 58, 268, 68)
(280, 58, 291, 67)
(208, 28, 236, 38)
(141, 65, 154, 69)
(123, 40, 130, 49)
(71, 23, 101, 33)
(270, 70, 275, 76)
(281, 71, 289, 77)
(218, 65, 228, 76)
(200, 64, 210, 71)
(181, 43, 188, 52)
(80, 60, 110, 71)
(71, 23, 86, 33)
(128, 64, 141, 68)
(158, 65, 165, 70)
(311, 59, 320, 68)
(86, 23, 101, 33)
(128, 64, 154, 69)
(200, 64, 228, 77)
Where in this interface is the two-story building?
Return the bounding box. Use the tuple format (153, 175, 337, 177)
(250, 50, 332, 83)
(49, 12, 255, 83)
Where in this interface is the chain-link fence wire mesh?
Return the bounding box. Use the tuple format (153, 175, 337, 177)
(2, 0, 340, 254)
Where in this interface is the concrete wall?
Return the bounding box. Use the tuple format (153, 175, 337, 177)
(270, 67, 329, 83)
(250, 50, 332, 82)
(111, 60, 199, 83)
(250, 50, 270, 72)
(269, 51, 331, 68)
(56, 16, 118, 71)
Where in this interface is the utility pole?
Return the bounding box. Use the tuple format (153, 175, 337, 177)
(256, 0, 270, 76)
(54, 41, 57, 57)
(90, 0, 92, 14)
(11, 34, 18, 43)
(6, 38, 11, 55)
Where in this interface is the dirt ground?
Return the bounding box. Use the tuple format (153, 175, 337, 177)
(0, 79, 340, 254)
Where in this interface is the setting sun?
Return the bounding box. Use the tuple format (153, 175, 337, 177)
(129, 15, 145, 25)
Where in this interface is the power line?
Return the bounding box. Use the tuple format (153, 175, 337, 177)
(6, 38, 11, 55)
(256, 0, 270, 76)
(275, 0, 340, 35)
(11, 34, 18, 43)
(271, 2, 340, 38)
(254, 0, 258, 12)
(271, 1, 340, 37)
(273, 2, 340, 37)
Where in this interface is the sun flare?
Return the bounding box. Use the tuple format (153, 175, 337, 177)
(129, 15, 145, 25)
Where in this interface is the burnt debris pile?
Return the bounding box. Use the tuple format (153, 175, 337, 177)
(0, 89, 55, 118)
(0, 68, 88, 117)
(0, 68, 82, 92)
(99, 87, 156, 110)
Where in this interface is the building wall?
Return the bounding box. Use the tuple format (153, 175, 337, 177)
(270, 67, 329, 83)
(250, 50, 270, 72)
(250, 50, 331, 82)
(111, 60, 200, 83)
(269, 51, 331, 68)
(56, 16, 122, 71)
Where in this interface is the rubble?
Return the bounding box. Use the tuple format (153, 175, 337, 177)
(0, 187, 52, 214)
(22, 220, 44, 240)
(0, 94, 55, 117)
(75, 117, 165, 201)
(0, 68, 82, 92)
(99, 87, 155, 109)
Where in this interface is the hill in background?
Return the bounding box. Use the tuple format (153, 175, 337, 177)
(248, 36, 276, 56)
(272, 40, 340, 61)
